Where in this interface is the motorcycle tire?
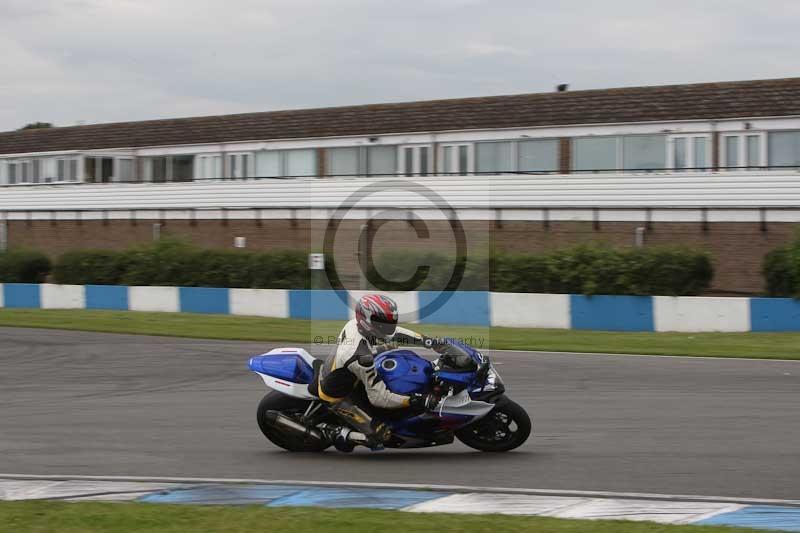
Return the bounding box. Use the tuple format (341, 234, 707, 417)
(455, 396, 531, 452)
(256, 391, 331, 452)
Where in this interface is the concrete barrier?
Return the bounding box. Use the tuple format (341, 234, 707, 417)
(571, 295, 654, 332)
(418, 291, 490, 326)
(85, 285, 129, 310)
(179, 287, 229, 314)
(128, 286, 179, 313)
(288, 290, 350, 321)
(490, 293, 570, 329)
(0, 283, 797, 332)
(40, 284, 85, 310)
(750, 298, 800, 332)
(230, 288, 288, 318)
(2, 283, 41, 309)
(654, 296, 750, 332)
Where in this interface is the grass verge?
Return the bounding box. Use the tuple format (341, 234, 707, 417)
(0, 501, 773, 533)
(0, 308, 798, 359)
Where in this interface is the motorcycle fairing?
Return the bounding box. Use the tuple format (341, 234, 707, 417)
(248, 347, 317, 400)
(374, 350, 433, 395)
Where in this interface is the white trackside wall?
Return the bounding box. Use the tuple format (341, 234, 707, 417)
(128, 286, 180, 313)
(0, 283, 797, 332)
(230, 288, 288, 318)
(489, 293, 571, 329)
(652, 297, 751, 333)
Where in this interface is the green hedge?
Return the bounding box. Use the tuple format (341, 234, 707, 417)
(366, 251, 490, 291)
(48, 241, 713, 295)
(492, 245, 713, 296)
(0, 249, 51, 283)
(52, 240, 313, 289)
(368, 245, 713, 296)
(763, 238, 800, 297)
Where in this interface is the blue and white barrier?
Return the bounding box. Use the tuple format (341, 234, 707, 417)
(0, 283, 799, 332)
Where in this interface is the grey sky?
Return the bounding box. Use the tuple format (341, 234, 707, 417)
(1, 0, 799, 132)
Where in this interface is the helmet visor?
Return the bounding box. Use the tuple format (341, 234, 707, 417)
(372, 315, 397, 337)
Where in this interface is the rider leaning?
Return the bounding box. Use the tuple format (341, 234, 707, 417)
(317, 293, 446, 452)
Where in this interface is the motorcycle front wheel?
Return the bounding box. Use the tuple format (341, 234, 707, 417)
(455, 397, 531, 452)
(256, 391, 331, 452)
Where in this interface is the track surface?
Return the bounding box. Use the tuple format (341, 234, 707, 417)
(1, 327, 798, 499)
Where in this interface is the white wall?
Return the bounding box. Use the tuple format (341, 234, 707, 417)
(490, 292, 570, 329)
(229, 288, 288, 318)
(128, 286, 179, 313)
(40, 284, 85, 309)
(653, 296, 750, 332)
(1, 174, 799, 218)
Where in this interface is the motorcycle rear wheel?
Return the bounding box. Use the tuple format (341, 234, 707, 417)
(455, 397, 531, 452)
(256, 391, 331, 452)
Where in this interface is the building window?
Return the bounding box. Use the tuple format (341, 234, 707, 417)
(31, 159, 42, 183)
(622, 135, 666, 171)
(572, 137, 618, 172)
(227, 153, 252, 178)
(366, 145, 396, 176)
(255, 151, 281, 178)
(285, 149, 316, 177)
(171, 155, 194, 182)
(327, 147, 360, 176)
(151, 157, 168, 182)
(325, 146, 395, 177)
(400, 145, 431, 176)
(84, 158, 96, 182)
(56, 159, 66, 181)
(476, 142, 513, 174)
(8, 162, 17, 184)
(84, 157, 116, 183)
(768, 131, 800, 169)
(573, 135, 667, 172)
(721, 133, 765, 170)
(518, 139, 558, 173)
(253, 149, 317, 178)
(118, 158, 134, 182)
(195, 154, 223, 179)
(18, 160, 32, 183)
(669, 135, 711, 170)
(440, 143, 472, 174)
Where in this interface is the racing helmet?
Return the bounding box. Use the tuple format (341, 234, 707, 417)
(355, 294, 398, 340)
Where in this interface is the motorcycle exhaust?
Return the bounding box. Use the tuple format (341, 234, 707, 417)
(264, 410, 325, 442)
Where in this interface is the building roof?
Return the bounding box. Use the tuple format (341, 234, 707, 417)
(2, 77, 800, 156)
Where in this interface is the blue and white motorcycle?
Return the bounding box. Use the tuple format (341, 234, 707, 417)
(247, 339, 531, 452)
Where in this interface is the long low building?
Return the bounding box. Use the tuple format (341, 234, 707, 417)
(1, 77, 800, 295)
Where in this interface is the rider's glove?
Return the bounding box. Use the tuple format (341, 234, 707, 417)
(373, 341, 396, 355)
(421, 335, 448, 354)
(408, 392, 439, 411)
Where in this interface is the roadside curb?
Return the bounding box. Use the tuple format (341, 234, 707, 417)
(2, 475, 799, 530)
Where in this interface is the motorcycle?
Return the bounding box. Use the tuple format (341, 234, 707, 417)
(247, 338, 531, 452)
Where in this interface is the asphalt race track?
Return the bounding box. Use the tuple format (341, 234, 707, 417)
(1, 327, 798, 499)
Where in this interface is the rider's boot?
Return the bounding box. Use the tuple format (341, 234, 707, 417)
(317, 423, 361, 452)
(320, 399, 391, 451)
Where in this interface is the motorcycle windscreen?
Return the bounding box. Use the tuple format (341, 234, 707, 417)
(248, 353, 314, 384)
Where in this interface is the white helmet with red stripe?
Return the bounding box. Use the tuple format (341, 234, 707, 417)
(355, 294, 398, 340)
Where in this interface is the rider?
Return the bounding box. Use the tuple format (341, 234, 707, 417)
(317, 293, 453, 452)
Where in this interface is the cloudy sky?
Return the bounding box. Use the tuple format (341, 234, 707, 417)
(1, 0, 798, 131)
